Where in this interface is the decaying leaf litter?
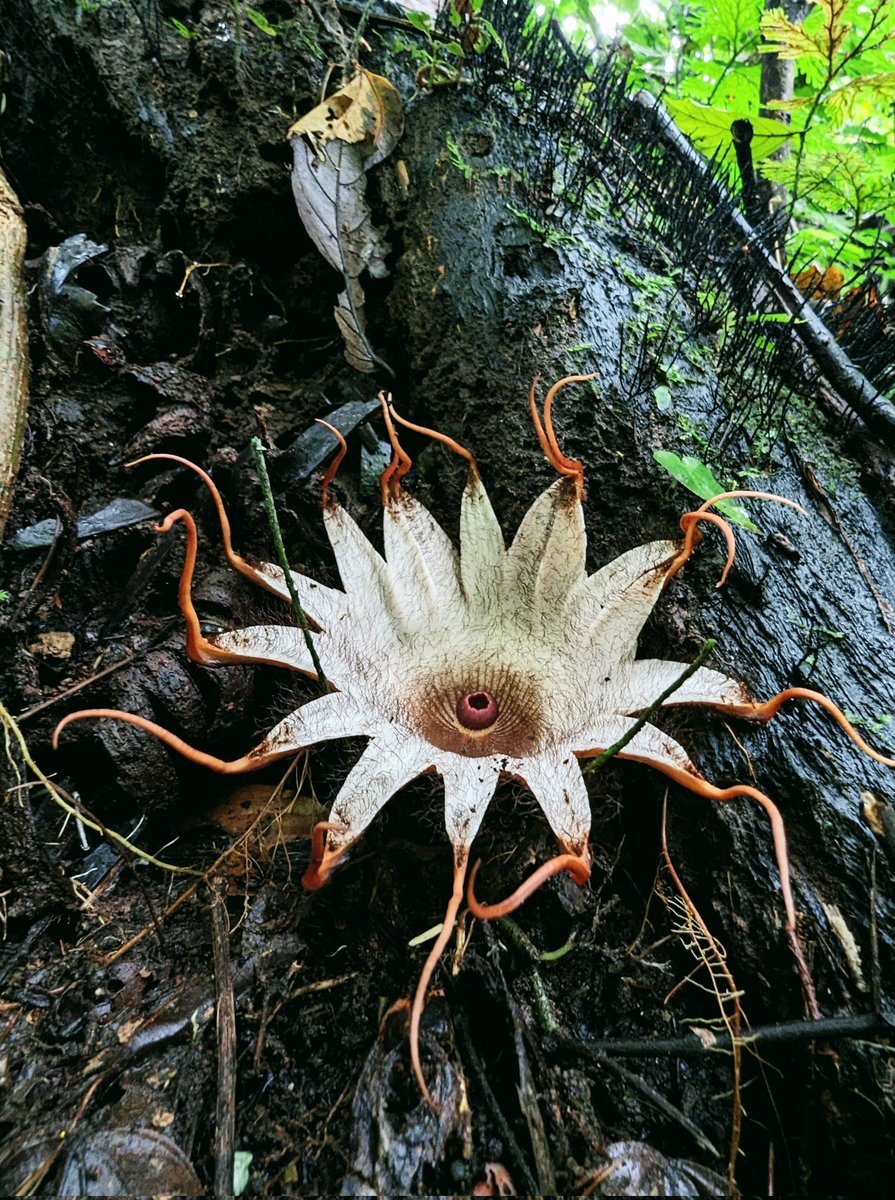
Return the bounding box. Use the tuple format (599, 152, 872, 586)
(2, 1, 895, 1195)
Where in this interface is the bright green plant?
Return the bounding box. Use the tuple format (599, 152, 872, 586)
(542, 1, 895, 288)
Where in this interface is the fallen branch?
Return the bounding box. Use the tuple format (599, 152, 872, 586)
(549, 1010, 894, 1059)
(0, 166, 30, 545)
(633, 92, 895, 448)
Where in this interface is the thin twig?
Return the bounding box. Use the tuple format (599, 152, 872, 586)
(585, 639, 716, 770)
(550, 1010, 893, 1058)
(211, 879, 237, 1200)
(17, 652, 139, 721)
(249, 437, 329, 689)
(1, 700, 200, 876)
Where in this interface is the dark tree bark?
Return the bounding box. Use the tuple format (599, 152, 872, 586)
(1, 3, 893, 1196)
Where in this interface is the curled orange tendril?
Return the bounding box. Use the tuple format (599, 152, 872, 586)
(530, 373, 597, 489)
(316, 419, 348, 507)
(302, 819, 351, 891)
(667, 489, 808, 588)
(379, 390, 413, 502)
(388, 402, 479, 475)
(466, 851, 592, 920)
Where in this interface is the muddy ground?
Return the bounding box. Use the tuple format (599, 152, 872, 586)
(1, 2, 894, 1195)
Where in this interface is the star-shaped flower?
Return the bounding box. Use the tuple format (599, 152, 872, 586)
(56, 376, 895, 1102)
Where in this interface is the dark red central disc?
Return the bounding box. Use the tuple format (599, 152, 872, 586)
(456, 690, 499, 730)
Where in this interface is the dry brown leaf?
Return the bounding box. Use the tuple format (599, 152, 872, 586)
(288, 71, 403, 372)
(288, 70, 403, 167)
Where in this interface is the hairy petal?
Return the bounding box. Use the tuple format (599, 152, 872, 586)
(460, 474, 505, 613)
(323, 503, 401, 632)
(574, 715, 702, 778)
(250, 691, 376, 758)
(440, 755, 501, 852)
(512, 748, 592, 856)
(208, 624, 333, 677)
(568, 540, 677, 663)
(617, 659, 753, 714)
(237, 561, 347, 630)
(325, 726, 436, 855)
(383, 490, 462, 625)
(505, 479, 586, 624)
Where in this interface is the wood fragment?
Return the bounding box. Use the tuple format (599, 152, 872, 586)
(211, 879, 237, 1200)
(0, 166, 29, 545)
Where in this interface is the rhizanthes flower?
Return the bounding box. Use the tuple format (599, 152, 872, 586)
(56, 376, 895, 1102)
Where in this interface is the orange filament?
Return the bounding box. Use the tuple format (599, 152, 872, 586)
(301, 819, 351, 890)
(388, 403, 479, 476)
(315, 419, 348, 508)
(127, 453, 301, 604)
(529, 373, 597, 485)
(740, 686, 895, 769)
(128, 453, 245, 575)
(670, 510, 737, 587)
(379, 390, 413, 502)
(666, 489, 807, 588)
(153, 509, 237, 668)
(409, 849, 469, 1106)
(152, 509, 306, 672)
(466, 850, 592, 921)
(52, 707, 287, 774)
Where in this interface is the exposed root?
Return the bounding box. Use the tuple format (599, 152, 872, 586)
(642, 757, 821, 1017)
(661, 798, 744, 1194)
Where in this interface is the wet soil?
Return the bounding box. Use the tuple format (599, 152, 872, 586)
(1, 2, 894, 1195)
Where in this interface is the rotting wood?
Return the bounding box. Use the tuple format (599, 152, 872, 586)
(0, 166, 30, 545)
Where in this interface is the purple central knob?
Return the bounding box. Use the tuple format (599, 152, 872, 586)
(456, 690, 499, 730)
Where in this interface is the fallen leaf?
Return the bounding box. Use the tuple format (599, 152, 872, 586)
(56, 1128, 202, 1196)
(289, 72, 403, 372)
(288, 70, 403, 168)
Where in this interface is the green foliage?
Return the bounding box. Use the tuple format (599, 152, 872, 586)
(545, 0, 895, 288)
(244, 6, 278, 38)
(391, 0, 506, 90)
(653, 450, 760, 531)
(169, 17, 197, 40)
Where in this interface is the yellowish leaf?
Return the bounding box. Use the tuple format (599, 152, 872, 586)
(288, 70, 403, 166)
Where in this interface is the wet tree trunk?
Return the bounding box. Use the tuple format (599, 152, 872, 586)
(1, 3, 893, 1196)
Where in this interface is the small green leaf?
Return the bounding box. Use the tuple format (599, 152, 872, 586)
(169, 16, 196, 39)
(653, 450, 760, 532)
(665, 97, 794, 163)
(653, 384, 672, 412)
(245, 6, 277, 37)
(407, 10, 433, 33)
(233, 1151, 253, 1197)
